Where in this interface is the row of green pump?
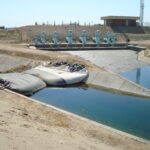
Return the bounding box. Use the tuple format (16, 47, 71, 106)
(34, 30, 117, 45)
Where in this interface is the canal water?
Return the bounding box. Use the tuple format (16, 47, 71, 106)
(119, 65, 150, 89)
(31, 86, 150, 140)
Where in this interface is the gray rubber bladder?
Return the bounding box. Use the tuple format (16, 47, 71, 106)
(24, 68, 67, 86)
(24, 62, 88, 86)
(0, 62, 89, 95)
(0, 73, 46, 95)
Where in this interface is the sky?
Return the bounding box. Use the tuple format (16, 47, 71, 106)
(0, 0, 150, 27)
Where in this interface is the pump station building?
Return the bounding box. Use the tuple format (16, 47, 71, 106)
(101, 16, 140, 27)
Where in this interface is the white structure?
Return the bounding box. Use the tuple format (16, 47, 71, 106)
(140, 0, 144, 26)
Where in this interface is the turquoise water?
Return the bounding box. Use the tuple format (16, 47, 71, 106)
(119, 65, 150, 89)
(31, 87, 150, 140)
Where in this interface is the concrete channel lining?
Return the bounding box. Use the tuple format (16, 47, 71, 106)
(86, 70, 150, 98)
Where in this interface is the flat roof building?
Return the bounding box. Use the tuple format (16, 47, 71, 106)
(101, 16, 140, 27)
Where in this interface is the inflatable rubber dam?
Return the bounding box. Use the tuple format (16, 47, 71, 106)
(0, 59, 150, 98)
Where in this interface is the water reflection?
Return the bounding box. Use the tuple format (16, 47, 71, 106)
(120, 65, 150, 89)
(136, 68, 141, 84)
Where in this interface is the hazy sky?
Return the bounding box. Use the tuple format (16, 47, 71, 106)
(1, 0, 150, 27)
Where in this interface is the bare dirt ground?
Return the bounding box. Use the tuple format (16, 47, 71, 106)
(0, 43, 150, 150)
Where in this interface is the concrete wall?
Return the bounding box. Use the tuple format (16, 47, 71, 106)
(86, 70, 150, 98)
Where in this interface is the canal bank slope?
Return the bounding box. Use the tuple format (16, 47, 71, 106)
(0, 89, 150, 150)
(0, 54, 42, 73)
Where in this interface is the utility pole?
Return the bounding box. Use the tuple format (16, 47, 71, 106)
(140, 0, 144, 26)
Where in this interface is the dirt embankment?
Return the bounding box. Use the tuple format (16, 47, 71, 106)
(0, 43, 105, 73)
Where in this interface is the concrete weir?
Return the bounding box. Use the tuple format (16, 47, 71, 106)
(31, 43, 128, 51)
(86, 70, 150, 98)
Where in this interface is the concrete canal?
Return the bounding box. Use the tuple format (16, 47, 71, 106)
(31, 49, 150, 140)
(31, 86, 150, 140)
